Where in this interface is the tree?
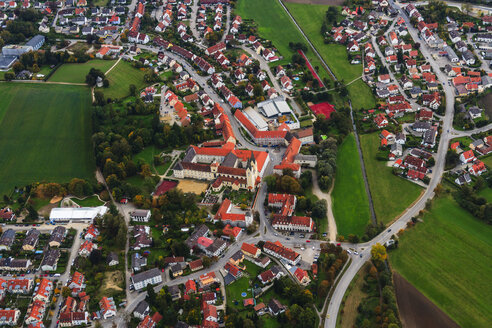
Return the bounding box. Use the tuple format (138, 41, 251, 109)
(4, 72, 14, 81)
(62, 286, 71, 298)
(94, 91, 105, 106)
(129, 84, 136, 96)
(371, 243, 387, 263)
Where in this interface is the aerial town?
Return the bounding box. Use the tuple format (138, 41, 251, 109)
(0, 0, 490, 327)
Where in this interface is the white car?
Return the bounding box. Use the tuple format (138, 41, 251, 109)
(347, 250, 352, 255)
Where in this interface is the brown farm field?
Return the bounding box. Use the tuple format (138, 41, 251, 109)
(393, 273, 460, 328)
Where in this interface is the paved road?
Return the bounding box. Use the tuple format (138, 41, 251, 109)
(451, 123, 492, 137)
(324, 1, 457, 326)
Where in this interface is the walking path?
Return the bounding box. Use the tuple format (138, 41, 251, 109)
(105, 57, 121, 75)
(311, 171, 337, 241)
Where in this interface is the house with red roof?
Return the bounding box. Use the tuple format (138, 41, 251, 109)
(222, 224, 242, 239)
(78, 240, 97, 257)
(214, 198, 252, 227)
(374, 113, 388, 128)
(99, 297, 116, 319)
(263, 241, 301, 265)
(0, 309, 20, 325)
(469, 161, 486, 176)
(185, 279, 197, 294)
(293, 267, 310, 285)
(460, 150, 476, 164)
(268, 193, 296, 216)
(271, 215, 314, 233)
(33, 279, 52, 302)
(241, 243, 261, 258)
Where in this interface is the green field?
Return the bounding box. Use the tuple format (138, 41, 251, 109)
(0, 84, 95, 196)
(359, 133, 422, 224)
(235, 0, 331, 81)
(104, 60, 147, 100)
(285, 3, 375, 109)
(478, 187, 492, 202)
(49, 60, 116, 83)
(72, 195, 105, 207)
(332, 134, 371, 237)
(390, 196, 492, 328)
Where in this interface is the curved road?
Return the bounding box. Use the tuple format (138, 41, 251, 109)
(325, 1, 457, 326)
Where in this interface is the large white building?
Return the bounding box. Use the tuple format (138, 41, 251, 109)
(49, 206, 108, 223)
(131, 268, 163, 291)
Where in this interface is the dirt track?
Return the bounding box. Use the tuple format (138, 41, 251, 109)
(283, 0, 344, 5)
(393, 273, 460, 328)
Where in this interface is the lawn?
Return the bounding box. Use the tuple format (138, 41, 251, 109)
(481, 154, 492, 168)
(359, 133, 422, 224)
(390, 195, 492, 328)
(285, 2, 375, 109)
(104, 60, 147, 100)
(477, 187, 492, 202)
(72, 195, 105, 207)
(235, 0, 331, 81)
(332, 134, 371, 237)
(133, 146, 170, 175)
(226, 276, 251, 309)
(0, 83, 95, 196)
(49, 59, 116, 83)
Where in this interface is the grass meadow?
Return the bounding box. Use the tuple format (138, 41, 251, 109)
(235, 0, 331, 82)
(49, 59, 116, 83)
(359, 132, 422, 224)
(285, 3, 375, 109)
(0, 83, 95, 195)
(104, 60, 147, 100)
(390, 195, 492, 328)
(332, 134, 371, 237)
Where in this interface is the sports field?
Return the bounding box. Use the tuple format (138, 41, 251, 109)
(359, 133, 422, 224)
(332, 134, 371, 237)
(390, 195, 492, 328)
(49, 60, 116, 83)
(0, 84, 95, 196)
(285, 3, 375, 109)
(104, 60, 147, 100)
(235, 0, 331, 81)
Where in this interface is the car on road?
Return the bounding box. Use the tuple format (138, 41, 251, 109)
(306, 240, 310, 243)
(299, 234, 305, 238)
(286, 238, 290, 240)
(354, 251, 359, 255)
(347, 250, 352, 255)
(337, 243, 341, 246)
(388, 229, 391, 232)
(360, 254, 363, 258)
(312, 246, 315, 250)
(274, 233, 278, 236)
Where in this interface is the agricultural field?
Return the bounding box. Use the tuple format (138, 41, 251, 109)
(0, 83, 95, 196)
(235, 0, 331, 81)
(103, 60, 147, 100)
(332, 134, 371, 237)
(285, 2, 375, 109)
(390, 195, 492, 328)
(49, 59, 116, 83)
(359, 133, 422, 224)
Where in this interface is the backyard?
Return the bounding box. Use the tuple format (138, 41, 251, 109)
(49, 59, 116, 83)
(331, 134, 371, 237)
(0, 83, 95, 196)
(359, 132, 422, 224)
(390, 195, 492, 328)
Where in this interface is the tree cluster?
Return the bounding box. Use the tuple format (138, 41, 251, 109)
(85, 68, 108, 87)
(355, 260, 402, 328)
(454, 184, 492, 224)
(310, 243, 348, 303)
(91, 100, 214, 197)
